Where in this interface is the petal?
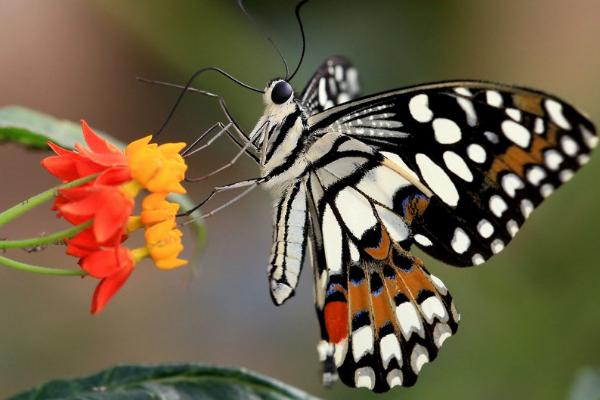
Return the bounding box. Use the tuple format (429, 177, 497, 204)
(41, 156, 79, 182)
(96, 167, 132, 186)
(93, 192, 133, 243)
(81, 247, 128, 278)
(81, 120, 121, 154)
(158, 142, 186, 156)
(155, 257, 188, 269)
(90, 258, 134, 314)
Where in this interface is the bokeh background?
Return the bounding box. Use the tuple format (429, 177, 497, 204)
(1, 1, 599, 399)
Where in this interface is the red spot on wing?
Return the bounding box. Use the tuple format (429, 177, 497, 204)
(324, 301, 348, 343)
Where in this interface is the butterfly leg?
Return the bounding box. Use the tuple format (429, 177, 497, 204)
(178, 178, 264, 222)
(185, 131, 259, 183)
(181, 122, 233, 157)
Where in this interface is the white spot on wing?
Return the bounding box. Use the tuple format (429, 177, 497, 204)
(545, 99, 571, 130)
(560, 135, 579, 156)
(491, 239, 505, 254)
(457, 97, 477, 126)
(540, 183, 554, 198)
(433, 118, 462, 144)
(409, 94, 433, 123)
(410, 345, 429, 374)
(416, 153, 459, 207)
(502, 120, 531, 148)
(506, 220, 519, 237)
(443, 151, 473, 182)
(467, 143, 487, 164)
(489, 195, 508, 217)
(526, 166, 546, 186)
(335, 187, 377, 239)
(421, 296, 448, 323)
(380, 333, 402, 369)
(477, 219, 494, 239)
(352, 325, 374, 361)
(323, 205, 343, 274)
(486, 90, 503, 107)
(387, 369, 403, 388)
(354, 367, 375, 390)
(356, 165, 410, 209)
(396, 302, 425, 340)
(334, 338, 348, 367)
(521, 199, 534, 218)
(581, 125, 598, 148)
(429, 274, 448, 295)
(544, 150, 564, 171)
(472, 254, 485, 265)
(376, 205, 410, 242)
(559, 169, 574, 182)
(451, 227, 470, 254)
(505, 107, 522, 121)
(414, 234, 433, 247)
(433, 323, 452, 347)
(501, 173, 525, 197)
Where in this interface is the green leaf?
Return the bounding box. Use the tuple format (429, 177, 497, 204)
(0, 106, 115, 149)
(9, 364, 320, 400)
(0, 105, 205, 254)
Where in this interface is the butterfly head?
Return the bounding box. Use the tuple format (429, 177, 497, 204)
(265, 79, 294, 106)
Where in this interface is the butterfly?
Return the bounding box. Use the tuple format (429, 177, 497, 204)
(160, 3, 597, 394)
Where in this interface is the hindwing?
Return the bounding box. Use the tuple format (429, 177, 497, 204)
(305, 149, 459, 392)
(300, 56, 361, 117)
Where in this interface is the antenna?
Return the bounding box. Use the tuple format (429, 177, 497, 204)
(238, 0, 290, 79)
(288, 0, 310, 81)
(154, 66, 263, 137)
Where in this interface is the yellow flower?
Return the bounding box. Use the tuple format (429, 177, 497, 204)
(140, 193, 180, 226)
(145, 220, 187, 269)
(125, 136, 187, 194)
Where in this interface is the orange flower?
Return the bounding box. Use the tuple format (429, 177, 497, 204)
(42, 120, 189, 314)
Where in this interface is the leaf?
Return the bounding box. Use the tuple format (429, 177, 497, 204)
(9, 364, 320, 400)
(0, 105, 205, 253)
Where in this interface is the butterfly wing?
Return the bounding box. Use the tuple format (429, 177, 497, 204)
(308, 81, 597, 266)
(304, 138, 459, 391)
(300, 56, 361, 116)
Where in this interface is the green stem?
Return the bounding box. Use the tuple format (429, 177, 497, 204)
(0, 221, 91, 249)
(0, 174, 97, 228)
(0, 255, 86, 276)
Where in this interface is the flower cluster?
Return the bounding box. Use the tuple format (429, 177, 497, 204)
(42, 121, 188, 313)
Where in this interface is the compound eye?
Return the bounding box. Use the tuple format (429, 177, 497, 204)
(271, 81, 293, 104)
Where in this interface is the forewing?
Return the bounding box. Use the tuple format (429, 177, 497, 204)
(300, 56, 361, 116)
(308, 81, 597, 267)
(306, 150, 458, 392)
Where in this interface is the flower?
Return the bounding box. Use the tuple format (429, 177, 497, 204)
(42, 120, 189, 314)
(126, 136, 187, 194)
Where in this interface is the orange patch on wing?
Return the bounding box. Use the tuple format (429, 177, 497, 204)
(512, 93, 544, 116)
(390, 253, 435, 297)
(349, 279, 370, 317)
(370, 286, 394, 330)
(365, 228, 391, 260)
(403, 196, 429, 224)
(324, 301, 348, 343)
(488, 125, 558, 180)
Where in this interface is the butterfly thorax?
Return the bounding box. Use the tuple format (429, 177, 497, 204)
(255, 81, 311, 192)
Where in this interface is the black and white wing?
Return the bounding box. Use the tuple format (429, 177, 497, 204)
(308, 80, 597, 267)
(301, 81, 596, 391)
(300, 56, 361, 116)
(303, 133, 458, 392)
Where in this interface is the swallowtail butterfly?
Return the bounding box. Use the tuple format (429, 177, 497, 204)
(252, 58, 595, 392)
(165, 3, 597, 393)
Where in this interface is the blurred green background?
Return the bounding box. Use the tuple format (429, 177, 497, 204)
(1, 1, 599, 399)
